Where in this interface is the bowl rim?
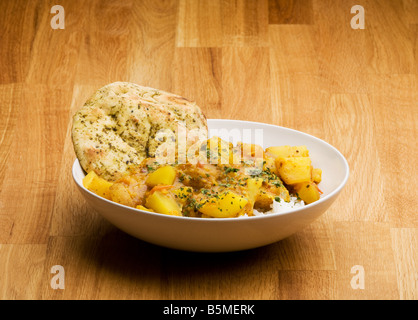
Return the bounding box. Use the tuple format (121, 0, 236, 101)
(72, 119, 350, 223)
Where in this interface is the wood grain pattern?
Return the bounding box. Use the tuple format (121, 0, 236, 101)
(333, 222, 399, 299)
(177, 0, 269, 47)
(173, 48, 222, 116)
(127, 0, 177, 90)
(268, 0, 313, 25)
(222, 47, 271, 122)
(0, 0, 416, 300)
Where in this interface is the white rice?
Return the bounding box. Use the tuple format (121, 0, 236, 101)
(239, 196, 305, 218)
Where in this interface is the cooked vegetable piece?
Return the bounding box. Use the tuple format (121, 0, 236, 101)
(204, 136, 232, 165)
(312, 168, 322, 184)
(266, 145, 309, 159)
(145, 190, 182, 216)
(198, 191, 248, 218)
(109, 174, 148, 207)
(229, 145, 242, 164)
(136, 205, 154, 212)
(83, 170, 96, 188)
(294, 182, 320, 204)
(254, 192, 274, 211)
(172, 187, 193, 205)
(145, 165, 176, 187)
(149, 185, 174, 193)
(83, 171, 113, 199)
(237, 142, 264, 158)
(263, 155, 277, 174)
(109, 183, 134, 206)
(246, 178, 263, 203)
(276, 157, 312, 185)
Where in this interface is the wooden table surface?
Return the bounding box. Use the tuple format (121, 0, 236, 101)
(0, 0, 417, 300)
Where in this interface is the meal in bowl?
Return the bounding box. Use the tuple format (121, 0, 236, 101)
(72, 82, 323, 218)
(81, 136, 323, 218)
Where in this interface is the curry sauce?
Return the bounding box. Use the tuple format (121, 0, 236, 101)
(83, 137, 322, 218)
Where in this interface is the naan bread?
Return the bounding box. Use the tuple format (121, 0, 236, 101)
(72, 82, 208, 181)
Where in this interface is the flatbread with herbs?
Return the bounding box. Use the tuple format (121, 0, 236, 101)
(71, 82, 208, 181)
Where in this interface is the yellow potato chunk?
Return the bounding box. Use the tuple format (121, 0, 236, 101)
(136, 205, 154, 212)
(205, 136, 231, 165)
(266, 145, 309, 159)
(145, 165, 176, 187)
(237, 142, 264, 159)
(276, 157, 312, 185)
(263, 155, 277, 174)
(254, 192, 274, 211)
(172, 187, 193, 205)
(83, 171, 113, 199)
(199, 191, 248, 218)
(312, 168, 322, 184)
(229, 145, 242, 164)
(83, 171, 95, 188)
(145, 191, 182, 216)
(246, 178, 263, 203)
(294, 182, 320, 204)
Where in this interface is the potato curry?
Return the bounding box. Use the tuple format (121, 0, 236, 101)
(83, 137, 322, 218)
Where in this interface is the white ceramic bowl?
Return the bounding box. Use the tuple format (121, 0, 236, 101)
(72, 119, 349, 252)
